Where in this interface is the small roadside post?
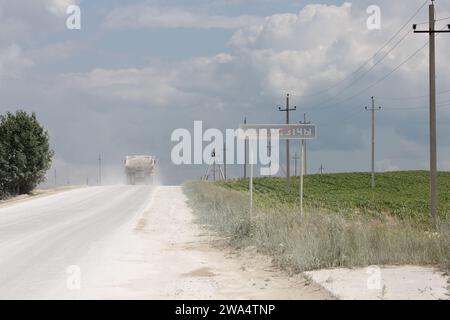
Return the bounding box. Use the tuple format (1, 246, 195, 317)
(240, 123, 317, 216)
(249, 145, 254, 215)
(299, 140, 304, 217)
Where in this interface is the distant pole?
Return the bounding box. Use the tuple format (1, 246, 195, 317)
(244, 117, 247, 179)
(278, 93, 296, 192)
(293, 152, 300, 177)
(223, 143, 227, 180)
(249, 146, 254, 216)
(365, 97, 381, 189)
(54, 169, 57, 187)
(98, 154, 102, 186)
(213, 149, 216, 182)
(413, 1, 450, 227)
(299, 140, 305, 217)
(319, 165, 324, 174)
(300, 113, 311, 175)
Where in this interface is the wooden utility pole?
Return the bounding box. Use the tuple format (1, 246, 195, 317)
(299, 139, 305, 217)
(244, 117, 247, 179)
(278, 94, 296, 192)
(300, 113, 311, 175)
(212, 149, 216, 182)
(223, 143, 227, 180)
(365, 97, 381, 189)
(428, 4, 438, 228)
(413, 1, 450, 227)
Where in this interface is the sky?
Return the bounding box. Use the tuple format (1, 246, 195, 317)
(0, 0, 450, 185)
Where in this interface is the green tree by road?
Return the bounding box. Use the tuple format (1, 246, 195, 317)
(0, 110, 53, 198)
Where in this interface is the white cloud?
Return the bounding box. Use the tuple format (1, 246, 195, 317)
(103, 4, 263, 30)
(228, 3, 381, 96)
(56, 51, 242, 106)
(61, 67, 178, 106)
(46, 0, 77, 16)
(0, 0, 79, 44)
(0, 44, 34, 79)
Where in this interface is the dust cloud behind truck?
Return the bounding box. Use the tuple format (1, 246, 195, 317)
(125, 155, 156, 185)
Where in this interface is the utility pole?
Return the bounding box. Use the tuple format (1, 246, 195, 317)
(244, 117, 247, 179)
(212, 149, 216, 182)
(267, 137, 272, 171)
(54, 169, 57, 187)
(365, 96, 381, 189)
(278, 93, 296, 192)
(299, 138, 305, 217)
(319, 165, 325, 174)
(292, 152, 300, 177)
(413, 1, 450, 227)
(98, 154, 102, 186)
(223, 143, 227, 180)
(300, 113, 311, 175)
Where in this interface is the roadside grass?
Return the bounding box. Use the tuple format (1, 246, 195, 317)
(183, 172, 450, 273)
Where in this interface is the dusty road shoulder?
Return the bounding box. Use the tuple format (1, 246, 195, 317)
(0, 186, 83, 209)
(78, 186, 332, 299)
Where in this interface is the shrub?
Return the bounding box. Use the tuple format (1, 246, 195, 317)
(0, 110, 53, 197)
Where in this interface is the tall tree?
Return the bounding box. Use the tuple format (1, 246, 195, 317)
(0, 111, 53, 196)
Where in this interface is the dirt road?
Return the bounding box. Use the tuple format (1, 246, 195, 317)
(0, 185, 330, 299)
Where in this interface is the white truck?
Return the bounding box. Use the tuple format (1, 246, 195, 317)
(125, 155, 156, 185)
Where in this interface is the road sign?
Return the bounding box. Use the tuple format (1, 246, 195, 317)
(239, 123, 317, 218)
(239, 124, 316, 140)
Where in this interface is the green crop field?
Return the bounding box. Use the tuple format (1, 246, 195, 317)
(217, 171, 450, 224)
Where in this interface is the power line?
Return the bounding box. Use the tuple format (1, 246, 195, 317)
(436, 16, 450, 22)
(288, 0, 429, 99)
(317, 101, 450, 127)
(378, 88, 450, 101)
(306, 24, 449, 114)
(313, 38, 430, 111)
(383, 101, 450, 111)
(342, 25, 450, 109)
(415, 15, 450, 25)
(305, 25, 450, 112)
(305, 28, 413, 110)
